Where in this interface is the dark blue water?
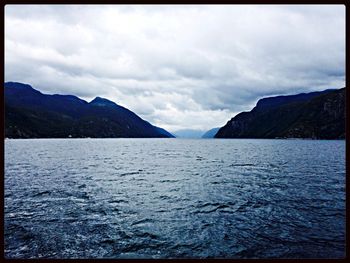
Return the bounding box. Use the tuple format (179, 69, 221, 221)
(4, 139, 345, 258)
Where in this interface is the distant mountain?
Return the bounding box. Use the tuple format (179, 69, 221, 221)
(5, 82, 174, 138)
(201, 127, 220, 138)
(173, 129, 205, 138)
(215, 88, 345, 139)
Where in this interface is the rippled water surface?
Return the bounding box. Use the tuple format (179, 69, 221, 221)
(5, 139, 345, 258)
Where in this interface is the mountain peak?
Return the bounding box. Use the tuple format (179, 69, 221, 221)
(5, 81, 42, 96)
(5, 81, 33, 89)
(5, 81, 173, 138)
(89, 97, 117, 107)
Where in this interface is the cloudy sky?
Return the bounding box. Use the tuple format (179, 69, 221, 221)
(5, 5, 345, 132)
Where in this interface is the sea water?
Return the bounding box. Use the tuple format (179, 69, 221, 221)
(4, 138, 345, 258)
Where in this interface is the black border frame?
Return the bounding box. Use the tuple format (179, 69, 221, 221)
(1, 2, 348, 262)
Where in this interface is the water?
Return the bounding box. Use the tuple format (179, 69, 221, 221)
(4, 139, 345, 259)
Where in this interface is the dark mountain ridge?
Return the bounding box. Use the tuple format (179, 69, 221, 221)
(5, 82, 175, 138)
(215, 88, 345, 139)
(255, 89, 336, 111)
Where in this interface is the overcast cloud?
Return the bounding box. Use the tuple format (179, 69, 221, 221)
(5, 5, 345, 132)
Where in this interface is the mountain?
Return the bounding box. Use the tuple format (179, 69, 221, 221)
(215, 88, 345, 139)
(201, 127, 220, 138)
(172, 129, 205, 138)
(254, 89, 336, 111)
(153, 126, 175, 138)
(5, 82, 174, 138)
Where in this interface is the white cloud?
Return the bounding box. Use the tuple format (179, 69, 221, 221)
(5, 5, 345, 132)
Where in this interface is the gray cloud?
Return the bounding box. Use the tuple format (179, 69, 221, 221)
(5, 5, 345, 131)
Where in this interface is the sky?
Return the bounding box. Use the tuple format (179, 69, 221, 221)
(5, 5, 345, 132)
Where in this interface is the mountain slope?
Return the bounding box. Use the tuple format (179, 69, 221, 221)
(201, 127, 220, 138)
(153, 126, 175, 138)
(215, 88, 345, 139)
(5, 82, 173, 138)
